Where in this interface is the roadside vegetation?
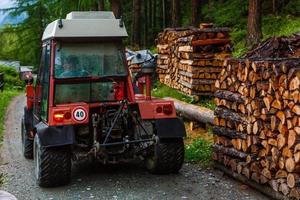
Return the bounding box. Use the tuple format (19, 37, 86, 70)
(185, 139, 212, 166)
(0, 66, 23, 142)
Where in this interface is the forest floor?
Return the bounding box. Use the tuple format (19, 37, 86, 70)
(0, 95, 269, 200)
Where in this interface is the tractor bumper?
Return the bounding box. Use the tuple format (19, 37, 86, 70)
(155, 118, 186, 139)
(35, 122, 75, 148)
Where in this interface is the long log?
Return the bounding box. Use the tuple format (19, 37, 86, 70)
(213, 126, 247, 139)
(191, 39, 231, 46)
(163, 97, 214, 124)
(214, 90, 245, 104)
(213, 144, 249, 159)
(214, 107, 246, 124)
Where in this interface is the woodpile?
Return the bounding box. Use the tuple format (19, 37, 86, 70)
(127, 60, 142, 77)
(213, 34, 300, 199)
(243, 34, 300, 59)
(156, 26, 232, 96)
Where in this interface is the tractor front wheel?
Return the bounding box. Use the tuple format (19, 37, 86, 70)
(34, 134, 71, 187)
(21, 117, 33, 159)
(146, 138, 184, 174)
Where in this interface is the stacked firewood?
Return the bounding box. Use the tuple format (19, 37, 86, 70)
(243, 34, 300, 59)
(213, 35, 300, 198)
(156, 26, 232, 96)
(127, 60, 142, 76)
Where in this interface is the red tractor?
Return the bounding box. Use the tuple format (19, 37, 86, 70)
(22, 11, 186, 187)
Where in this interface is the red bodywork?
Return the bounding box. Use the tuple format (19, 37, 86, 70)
(28, 39, 176, 128)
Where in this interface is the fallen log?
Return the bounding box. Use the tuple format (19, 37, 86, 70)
(163, 97, 214, 124)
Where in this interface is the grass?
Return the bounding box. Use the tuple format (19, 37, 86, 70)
(0, 90, 20, 142)
(152, 82, 216, 110)
(185, 138, 212, 166)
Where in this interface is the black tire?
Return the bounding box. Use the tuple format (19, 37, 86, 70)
(21, 117, 33, 159)
(34, 135, 71, 187)
(146, 138, 184, 174)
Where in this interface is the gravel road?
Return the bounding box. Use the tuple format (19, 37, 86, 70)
(0, 95, 270, 200)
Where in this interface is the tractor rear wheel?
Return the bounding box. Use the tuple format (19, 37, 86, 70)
(21, 117, 33, 159)
(146, 138, 184, 174)
(34, 135, 71, 187)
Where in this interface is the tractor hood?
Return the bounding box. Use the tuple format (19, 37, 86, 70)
(42, 11, 128, 41)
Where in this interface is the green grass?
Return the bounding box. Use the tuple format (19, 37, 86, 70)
(0, 90, 20, 142)
(152, 82, 194, 102)
(185, 138, 212, 166)
(152, 82, 216, 110)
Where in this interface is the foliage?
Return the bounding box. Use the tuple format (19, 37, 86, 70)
(0, 0, 299, 67)
(0, 90, 20, 142)
(0, 65, 24, 89)
(185, 138, 212, 166)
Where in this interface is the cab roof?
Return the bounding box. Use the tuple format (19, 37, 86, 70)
(42, 11, 128, 41)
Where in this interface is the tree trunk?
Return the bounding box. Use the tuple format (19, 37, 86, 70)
(97, 0, 104, 11)
(171, 0, 180, 27)
(132, 0, 141, 46)
(246, 0, 262, 47)
(143, 0, 148, 47)
(162, 0, 166, 28)
(191, 0, 201, 27)
(110, 0, 122, 18)
(272, 0, 277, 15)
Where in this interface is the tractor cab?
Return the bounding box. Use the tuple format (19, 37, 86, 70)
(22, 11, 186, 187)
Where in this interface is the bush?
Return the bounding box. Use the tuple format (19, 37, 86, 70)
(0, 65, 24, 90)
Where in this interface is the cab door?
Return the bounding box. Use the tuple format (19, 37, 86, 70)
(33, 43, 51, 123)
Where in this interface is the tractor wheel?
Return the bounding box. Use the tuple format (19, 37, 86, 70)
(34, 134, 71, 187)
(21, 117, 33, 159)
(146, 138, 184, 174)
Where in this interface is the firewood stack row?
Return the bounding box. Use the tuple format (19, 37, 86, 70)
(127, 60, 142, 75)
(213, 34, 300, 199)
(156, 26, 232, 96)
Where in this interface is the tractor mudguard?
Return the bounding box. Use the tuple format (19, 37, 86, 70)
(154, 118, 186, 138)
(35, 122, 75, 148)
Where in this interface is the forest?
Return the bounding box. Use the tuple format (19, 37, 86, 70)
(0, 0, 299, 68)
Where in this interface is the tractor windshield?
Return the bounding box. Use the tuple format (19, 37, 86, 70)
(54, 42, 127, 78)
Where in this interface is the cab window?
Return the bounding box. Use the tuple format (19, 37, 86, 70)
(54, 42, 127, 79)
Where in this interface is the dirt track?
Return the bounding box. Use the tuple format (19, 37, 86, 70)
(0, 95, 269, 200)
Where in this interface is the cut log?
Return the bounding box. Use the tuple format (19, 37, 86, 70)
(214, 107, 246, 124)
(213, 144, 249, 160)
(214, 90, 245, 103)
(286, 158, 296, 172)
(213, 126, 247, 139)
(290, 187, 300, 200)
(279, 182, 290, 196)
(287, 173, 300, 188)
